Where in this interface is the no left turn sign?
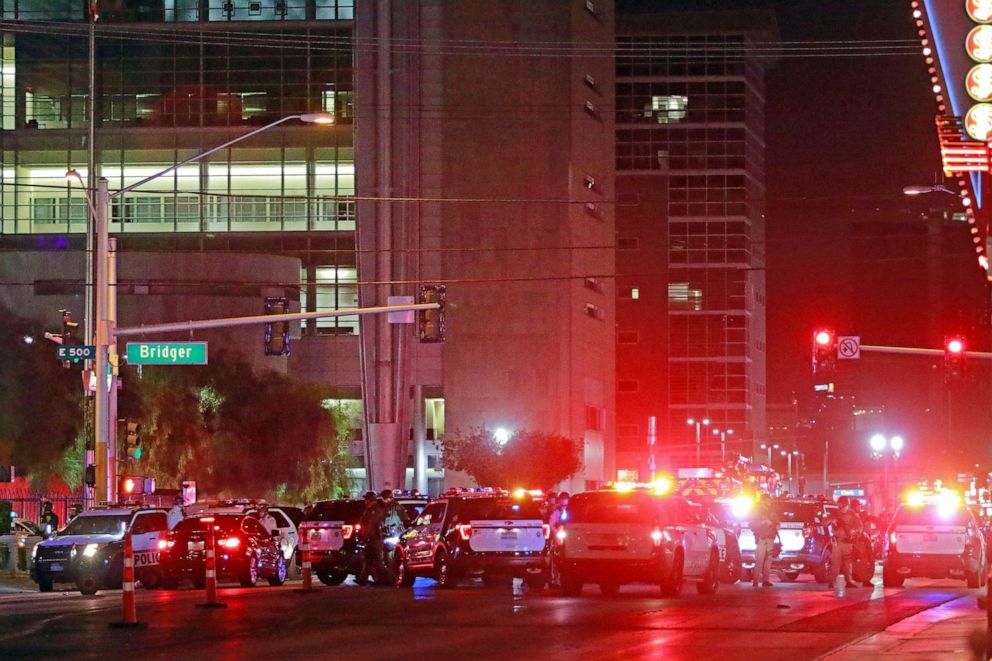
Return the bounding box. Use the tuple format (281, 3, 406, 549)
(837, 336, 860, 360)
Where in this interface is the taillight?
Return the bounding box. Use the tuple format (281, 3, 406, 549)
(157, 539, 175, 551)
(218, 537, 241, 549)
(457, 524, 472, 541)
(542, 524, 551, 540)
(341, 525, 354, 540)
(555, 529, 567, 543)
(651, 528, 663, 547)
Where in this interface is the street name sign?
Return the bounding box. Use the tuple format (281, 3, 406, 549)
(57, 345, 96, 360)
(126, 342, 208, 365)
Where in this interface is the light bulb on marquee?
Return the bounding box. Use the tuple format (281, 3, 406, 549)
(967, 25, 992, 61)
(965, 103, 992, 140)
(967, 64, 992, 101)
(968, 0, 992, 24)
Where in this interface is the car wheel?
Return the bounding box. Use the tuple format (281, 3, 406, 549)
(316, 569, 347, 586)
(599, 580, 620, 596)
(524, 571, 548, 590)
(697, 551, 720, 595)
(781, 571, 800, 583)
(240, 554, 259, 588)
(160, 576, 178, 590)
(37, 577, 53, 593)
(268, 555, 287, 587)
(882, 564, 904, 588)
(661, 552, 684, 598)
(482, 573, 511, 589)
(141, 568, 162, 590)
(719, 557, 741, 584)
(76, 573, 100, 596)
(560, 570, 583, 597)
(434, 550, 457, 589)
(814, 550, 832, 584)
(393, 552, 415, 588)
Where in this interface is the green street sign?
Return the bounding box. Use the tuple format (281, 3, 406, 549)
(126, 342, 208, 365)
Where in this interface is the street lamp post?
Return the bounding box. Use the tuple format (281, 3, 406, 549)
(68, 112, 335, 503)
(712, 428, 733, 465)
(869, 433, 904, 511)
(759, 442, 779, 467)
(687, 417, 709, 465)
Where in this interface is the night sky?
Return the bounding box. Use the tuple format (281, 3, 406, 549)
(759, 0, 990, 472)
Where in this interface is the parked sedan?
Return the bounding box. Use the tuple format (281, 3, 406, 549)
(158, 514, 286, 588)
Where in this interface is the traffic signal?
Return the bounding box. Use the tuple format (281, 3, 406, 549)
(119, 475, 154, 497)
(812, 329, 836, 375)
(944, 335, 966, 381)
(264, 297, 290, 356)
(60, 309, 80, 369)
(418, 284, 446, 343)
(120, 475, 142, 496)
(84, 464, 96, 487)
(123, 419, 142, 460)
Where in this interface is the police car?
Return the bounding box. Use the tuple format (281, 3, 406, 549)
(31, 506, 170, 594)
(738, 498, 835, 583)
(883, 490, 987, 588)
(554, 484, 721, 597)
(392, 489, 550, 588)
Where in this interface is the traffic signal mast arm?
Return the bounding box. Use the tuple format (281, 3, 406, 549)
(111, 302, 440, 338)
(859, 344, 992, 359)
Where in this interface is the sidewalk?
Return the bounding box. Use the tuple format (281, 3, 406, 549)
(823, 595, 987, 660)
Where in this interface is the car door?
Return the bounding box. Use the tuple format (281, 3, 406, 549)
(243, 518, 276, 570)
(268, 509, 296, 560)
(670, 498, 708, 574)
(408, 502, 446, 567)
(130, 512, 168, 570)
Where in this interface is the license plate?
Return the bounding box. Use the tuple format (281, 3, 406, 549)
(923, 534, 938, 542)
(189, 541, 205, 551)
(50, 563, 63, 572)
(500, 532, 518, 540)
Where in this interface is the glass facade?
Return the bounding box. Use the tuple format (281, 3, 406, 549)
(616, 31, 768, 455)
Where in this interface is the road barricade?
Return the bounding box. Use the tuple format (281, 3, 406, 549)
(109, 534, 146, 629)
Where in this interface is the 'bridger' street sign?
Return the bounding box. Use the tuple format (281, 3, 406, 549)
(126, 342, 208, 365)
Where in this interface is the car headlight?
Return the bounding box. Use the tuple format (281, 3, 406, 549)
(82, 544, 99, 558)
(31, 544, 38, 559)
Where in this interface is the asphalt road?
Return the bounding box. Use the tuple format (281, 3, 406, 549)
(0, 574, 977, 660)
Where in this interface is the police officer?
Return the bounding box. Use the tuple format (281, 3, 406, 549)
(752, 493, 778, 587)
(40, 501, 59, 538)
(68, 503, 83, 522)
(827, 496, 862, 590)
(550, 492, 570, 530)
(380, 489, 410, 539)
(357, 491, 386, 585)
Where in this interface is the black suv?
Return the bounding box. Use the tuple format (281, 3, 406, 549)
(301, 499, 368, 585)
(739, 499, 835, 583)
(392, 493, 550, 588)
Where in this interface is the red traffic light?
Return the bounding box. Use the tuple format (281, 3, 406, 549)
(946, 338, 965, 354)
(815, 330, 834, 346)
(123, 477, 136, 494)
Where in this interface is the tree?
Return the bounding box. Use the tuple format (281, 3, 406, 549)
(0, 305, 83, 487)
(438, 428, 583, 490)
(119, 351, 347, 500)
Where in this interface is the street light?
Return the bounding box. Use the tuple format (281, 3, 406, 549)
(712, 428, 734, 465)
(759, 442, 779, 467)
(687, 417, 710, 465)
(493, 428, 511, 446)
(903, 184, 957, 196)
(868, 433, 905, 511)
(72, 111, 335, 503)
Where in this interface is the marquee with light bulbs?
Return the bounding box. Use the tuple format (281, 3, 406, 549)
(914, 0, 992, 277)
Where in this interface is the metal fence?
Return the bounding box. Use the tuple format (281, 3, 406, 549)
(2, 496, 85, 528)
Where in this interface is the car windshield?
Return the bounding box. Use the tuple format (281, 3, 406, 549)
(309, 500, 366, 523)
(566, 493, 657, 524)
(174, 515, 243, 535)
(456, 498, 542, 520)
(59, 514, 129, 536)
(771, 502, 822, 523)
(895, 506, 971, 527)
